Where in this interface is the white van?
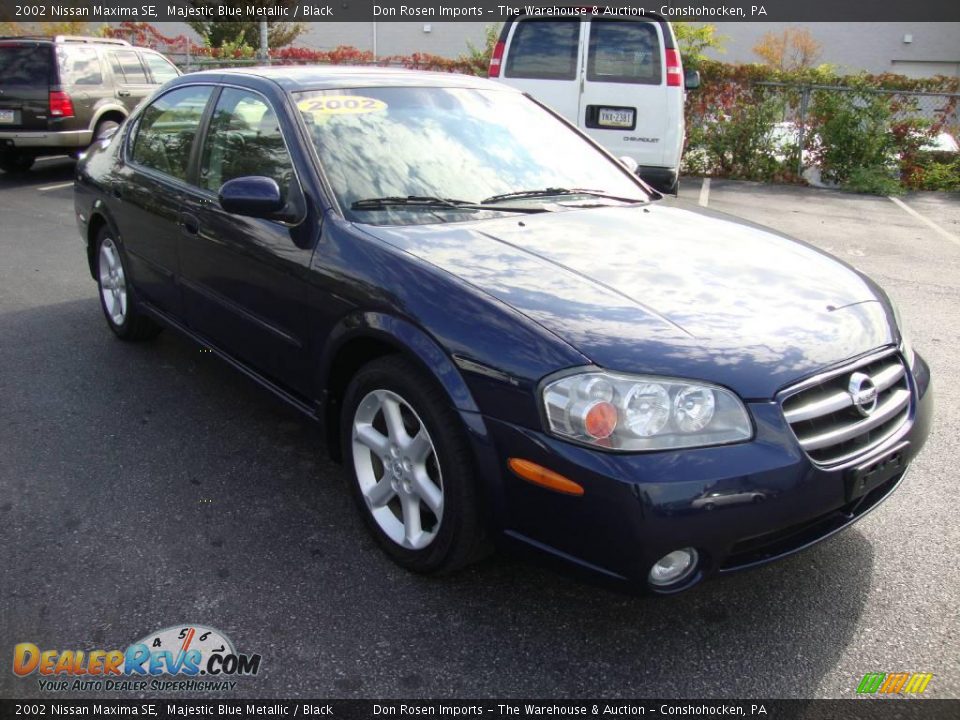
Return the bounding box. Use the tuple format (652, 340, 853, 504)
(489, 12, 699, 194)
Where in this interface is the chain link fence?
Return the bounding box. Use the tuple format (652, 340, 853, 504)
(683, 79, 960, 190)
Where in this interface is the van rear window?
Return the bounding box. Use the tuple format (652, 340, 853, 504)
(0, 45, 53, 86)
(587, 20, 662, 85)
(504, 20, 580, 81)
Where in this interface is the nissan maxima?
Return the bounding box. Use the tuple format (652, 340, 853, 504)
(74, 67, 932, 593)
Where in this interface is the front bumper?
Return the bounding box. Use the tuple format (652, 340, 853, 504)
(478, 351, 932, 592)
(0, 129, 92, 150)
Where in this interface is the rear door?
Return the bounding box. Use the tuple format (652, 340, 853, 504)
(105, 49, 154, 112)
(579, 18, 669, 167)
(499, 18, 585, 122)
(0, 42, 54, 131)
(120, 84, 214, 314)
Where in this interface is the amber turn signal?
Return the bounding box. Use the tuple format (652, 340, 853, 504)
(508, 458, 584, 496)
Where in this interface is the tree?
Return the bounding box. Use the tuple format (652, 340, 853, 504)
(673, 22, 725, 68)
(753, 27, 822, 71)
(186, 1, 305, 49)
(1, 21, 104, 37)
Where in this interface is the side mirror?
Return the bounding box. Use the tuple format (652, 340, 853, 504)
(218, 176, 284, 219)
(619, 155, 639, 174)
(684, 69, 701, 91)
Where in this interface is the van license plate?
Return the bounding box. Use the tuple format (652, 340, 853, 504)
(0, 110, 15, 124)
(597, 108, 635, 129)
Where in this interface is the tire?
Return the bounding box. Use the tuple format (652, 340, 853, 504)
(94, 227, 162, 341)
(94, 119, 121, 142)
(0, 153, 35, 174)
(341, 355, 487, 574)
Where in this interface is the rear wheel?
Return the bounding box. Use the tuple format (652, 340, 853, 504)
(341, 356, 486, 574)
(95, 228, 162, 341)
(93, 119, 121, 141)
(0, 153, 35, 174)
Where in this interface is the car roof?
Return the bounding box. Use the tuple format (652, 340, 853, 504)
(183, 65, 518, 93)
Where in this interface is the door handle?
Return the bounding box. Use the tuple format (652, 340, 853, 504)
(179, 212, 200, 235)
(117, 90, 131, 97)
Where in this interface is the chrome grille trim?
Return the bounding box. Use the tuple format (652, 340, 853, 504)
(779, 349, 912, 466)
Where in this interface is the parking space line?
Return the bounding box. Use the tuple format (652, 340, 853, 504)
(698, 177, 710, 207)
(37, 182, 74, 192)
(888, 196, 960, 247)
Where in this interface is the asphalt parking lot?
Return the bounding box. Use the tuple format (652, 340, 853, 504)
(1, 160, 958, 700)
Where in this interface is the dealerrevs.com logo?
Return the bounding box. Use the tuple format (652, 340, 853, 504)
(13, 625, 261, 693)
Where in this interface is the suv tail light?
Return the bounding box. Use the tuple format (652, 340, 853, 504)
(665, 49, 683, 87)
(488, 40, 505, 78)
(49, 90, 75, 118)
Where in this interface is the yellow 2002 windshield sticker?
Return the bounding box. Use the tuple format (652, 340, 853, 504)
(298, 96, 387, 117)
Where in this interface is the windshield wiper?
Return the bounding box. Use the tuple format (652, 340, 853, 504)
(481, 188, 647, 205)
(351, 195, 545, 213)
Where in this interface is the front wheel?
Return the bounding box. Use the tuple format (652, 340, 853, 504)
(95, 228, 162, 341)
(341, 356, 487, 574)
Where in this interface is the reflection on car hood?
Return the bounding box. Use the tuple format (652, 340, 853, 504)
(359, 203, 894, 399)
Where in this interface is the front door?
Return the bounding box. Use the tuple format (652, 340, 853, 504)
(178, 86, 318, 396)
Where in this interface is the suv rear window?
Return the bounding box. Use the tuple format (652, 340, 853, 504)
(57, 46, 103, 86)
(587, 20, 662, 85)
(504, 19, 580, 81)
(0, 44, 53, 86)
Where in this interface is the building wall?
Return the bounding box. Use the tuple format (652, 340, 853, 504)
(143, 21, 959, 77)
(705, 22, 960, 76)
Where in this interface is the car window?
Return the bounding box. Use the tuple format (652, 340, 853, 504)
(131, 85, 213, 182)
(587, 20, 662, 85)
(199, 88, 295, 198)
(141, 52, 179, 84)
(504, 19, 580, 80)
(296, 86, 648, 226)
(0, 44, 52, 86)
(56, 46, 103, 86)
(109, 50, 148, 84)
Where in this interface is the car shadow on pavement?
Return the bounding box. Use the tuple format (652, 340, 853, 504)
(0, 158, 75, 188)
(1, 298, 874, 700)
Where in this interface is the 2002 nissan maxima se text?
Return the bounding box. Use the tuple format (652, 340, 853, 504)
(74, 68, 932, 594)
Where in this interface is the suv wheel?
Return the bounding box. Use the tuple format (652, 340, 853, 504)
(95, 228, 162, 341)
(94, 119, 121, 141)
(341, 356, 487, 574)
(0, 153, 35, 174)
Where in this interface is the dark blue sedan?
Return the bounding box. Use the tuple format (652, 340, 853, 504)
(74, 67, 932, 593)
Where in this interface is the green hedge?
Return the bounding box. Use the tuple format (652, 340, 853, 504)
(683, 61, 960, 193)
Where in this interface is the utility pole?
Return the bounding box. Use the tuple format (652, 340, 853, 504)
(259, 20, 269, 64)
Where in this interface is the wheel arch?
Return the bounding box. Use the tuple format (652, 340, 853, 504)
(85, 205, 121, 279)
(318, 311, 481, 462)
(89, 105, 128, 134)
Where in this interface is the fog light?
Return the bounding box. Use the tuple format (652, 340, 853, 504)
(648, 548, 699, 587)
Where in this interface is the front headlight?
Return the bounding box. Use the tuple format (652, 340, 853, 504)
(541, 370, 752, 452)
(891, 301, 916, 368)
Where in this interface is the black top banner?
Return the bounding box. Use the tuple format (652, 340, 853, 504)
(1, 0, 959, 23)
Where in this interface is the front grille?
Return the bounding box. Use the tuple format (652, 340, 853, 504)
(780, 350, 911, 466)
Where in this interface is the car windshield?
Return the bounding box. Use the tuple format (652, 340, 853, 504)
(294, 86, 650, 225)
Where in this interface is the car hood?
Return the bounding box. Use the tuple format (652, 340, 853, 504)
(359, 203, 894, 399)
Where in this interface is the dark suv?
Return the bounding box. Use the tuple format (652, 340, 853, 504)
(0, 35, 180, 173)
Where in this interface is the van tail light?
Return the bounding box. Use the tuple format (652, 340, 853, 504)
(488, 40, 505, 78)
(665, 49, 683, 87)
(49, 91, 75, 118)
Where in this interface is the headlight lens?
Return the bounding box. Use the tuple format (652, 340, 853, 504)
(542, 370, 752, 451)
(891, 300, 916, 368)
